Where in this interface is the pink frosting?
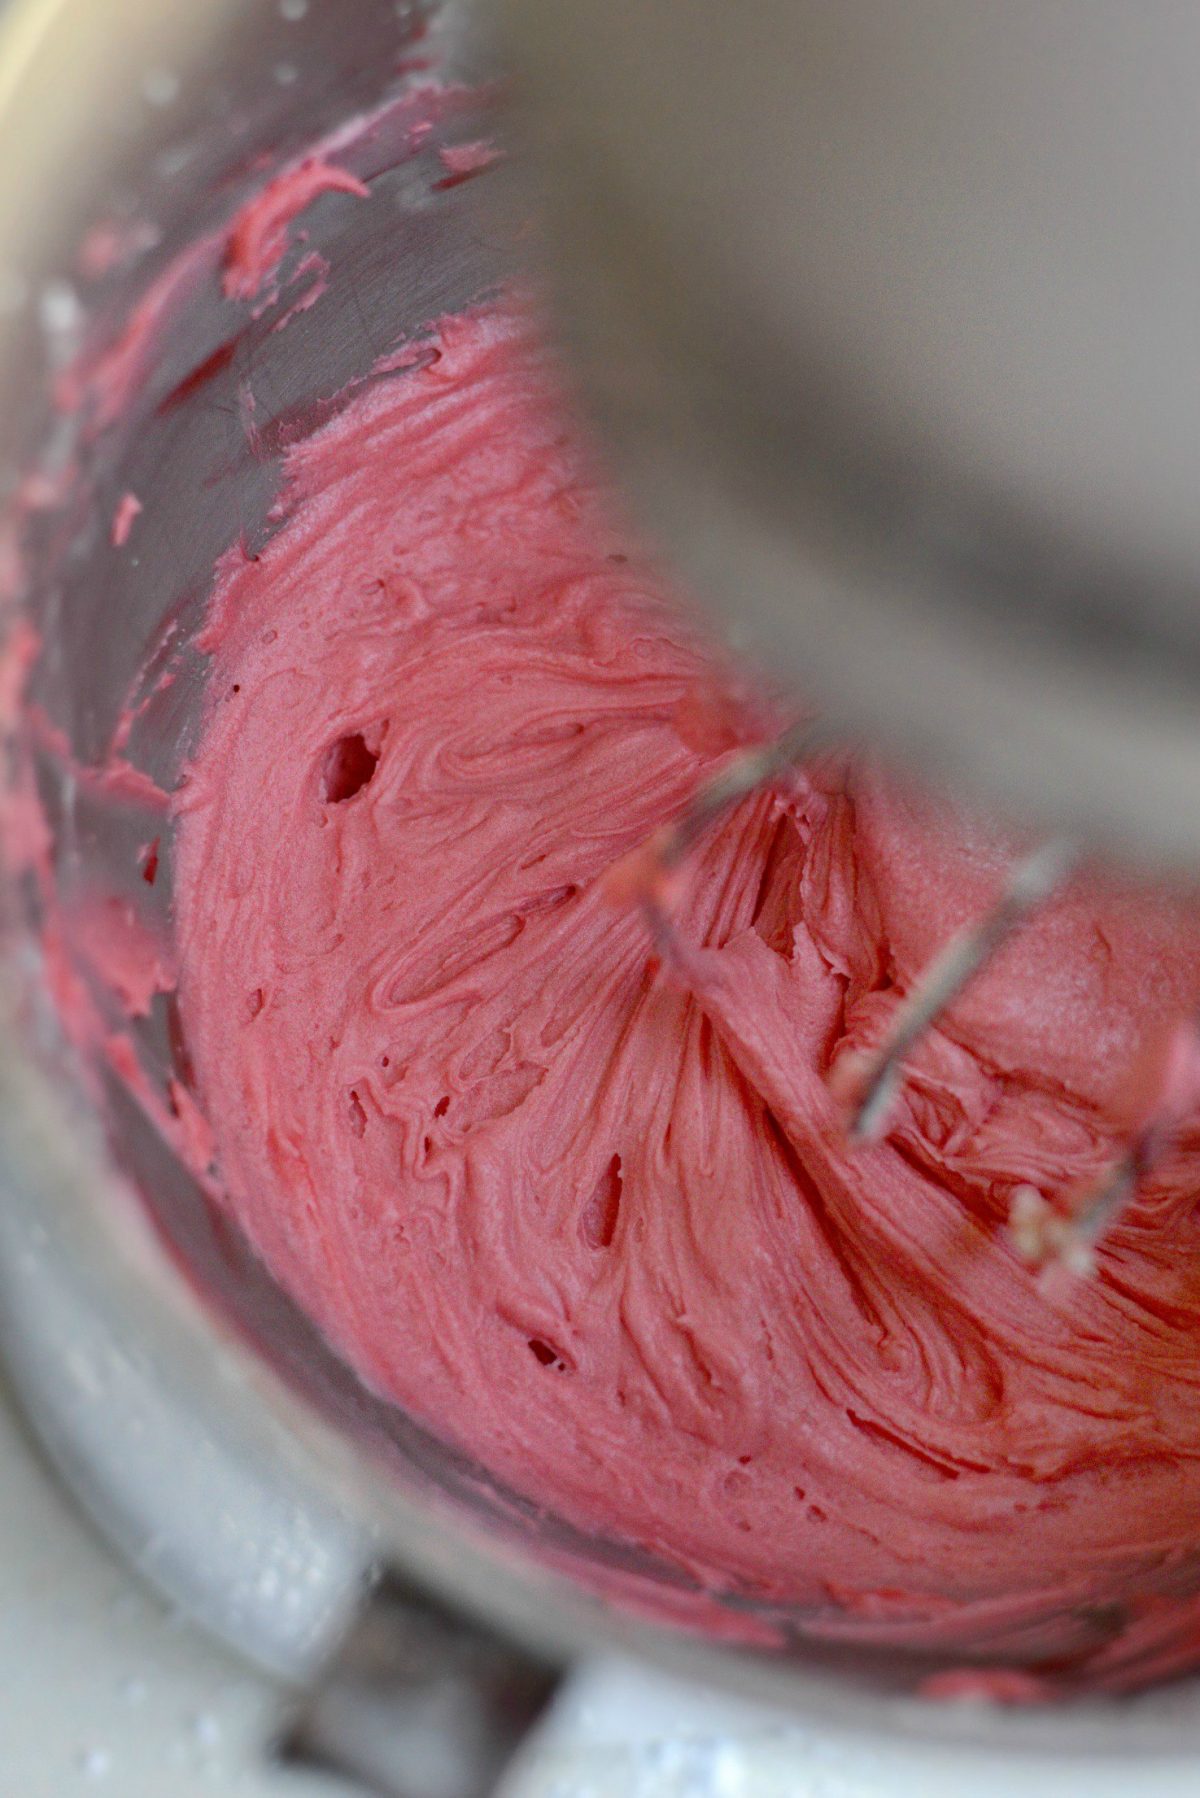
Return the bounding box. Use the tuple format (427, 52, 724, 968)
(170, 300, 1200, 1691)
(110, 491, 142, 549)
(221, 157, 370, 304)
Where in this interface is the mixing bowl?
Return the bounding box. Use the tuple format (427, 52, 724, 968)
(1, 2, 1199, 1791)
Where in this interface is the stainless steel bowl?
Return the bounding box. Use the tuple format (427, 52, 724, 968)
(2, 3, 1200, 1790)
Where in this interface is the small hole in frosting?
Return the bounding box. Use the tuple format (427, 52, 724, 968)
(322, 732, 378, 803)
(582, 1154, 622, 1249)
(528, 1336, 570, 1370)
(347, 1090, 366, 1137)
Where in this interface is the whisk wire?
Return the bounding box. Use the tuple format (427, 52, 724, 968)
(623, 718, 1183, 1276)
(843, 838, 1079, 1142)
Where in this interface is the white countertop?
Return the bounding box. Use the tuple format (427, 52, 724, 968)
(0, 1375, 353, 1798)
(0, 1375, 839, 1798)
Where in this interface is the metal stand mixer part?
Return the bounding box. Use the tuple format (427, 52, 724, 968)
(278, 1571, 560, 1798)
(836, 838, 1080, 1144)
(630, 728, 1163, 1265)
(501, 0, 1200, 874)
(500, 0, 1200, 1250)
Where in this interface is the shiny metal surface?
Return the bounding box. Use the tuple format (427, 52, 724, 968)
(4, 1, 1200, 1787)
(502, 0, 1200, 872)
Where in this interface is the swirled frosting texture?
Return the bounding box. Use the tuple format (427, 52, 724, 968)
(175, 306, 1200, 1690)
